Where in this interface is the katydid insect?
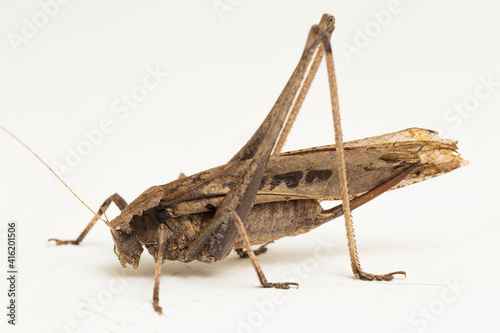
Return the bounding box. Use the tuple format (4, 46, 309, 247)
(1, 14, 467, 314)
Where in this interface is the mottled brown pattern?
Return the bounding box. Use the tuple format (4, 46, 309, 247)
(143, 128, 466, 217)
(135, 200, 323, 263)
(269, 171, 303, 190)
(305, 169, 333, 183)
(40, 13, 468, 314)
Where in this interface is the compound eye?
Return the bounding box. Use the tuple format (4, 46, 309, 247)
(120, 231, 131, 242)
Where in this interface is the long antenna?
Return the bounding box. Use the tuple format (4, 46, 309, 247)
(0, 124, 109, 226)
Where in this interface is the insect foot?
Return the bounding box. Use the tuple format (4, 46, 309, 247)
(235, 241, 273, 258)
(153, 302, 163, 315)
(262, 282, 299, 289)
(48, 239, 79, 245)
(356, 270, 406, 281)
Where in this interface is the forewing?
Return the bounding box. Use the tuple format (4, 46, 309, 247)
(159, 128, 467, 216)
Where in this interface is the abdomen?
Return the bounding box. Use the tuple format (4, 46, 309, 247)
(234, 199, 323, 248)
(136, 199, 324, 263)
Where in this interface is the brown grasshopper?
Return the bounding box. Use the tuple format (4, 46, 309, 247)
(2, 14, 467, 314)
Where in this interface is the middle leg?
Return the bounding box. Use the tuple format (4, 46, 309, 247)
(229, 209, 298, 289)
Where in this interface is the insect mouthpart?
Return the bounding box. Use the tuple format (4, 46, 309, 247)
(113, 244, 142, 269)
(110, 227, 144, 269)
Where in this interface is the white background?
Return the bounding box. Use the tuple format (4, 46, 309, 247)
(1, 1, 499, 332)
